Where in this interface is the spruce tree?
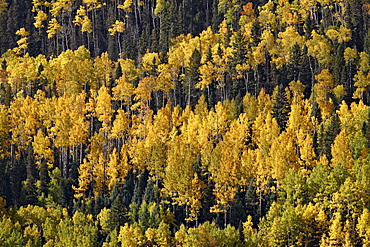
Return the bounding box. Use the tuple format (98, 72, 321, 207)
(184, 48, 201, 107)
(272, 85, 290, 131)
(317, 113, 340, 160)
(229, 31, 248, 98)
(108, 194, 128, 231)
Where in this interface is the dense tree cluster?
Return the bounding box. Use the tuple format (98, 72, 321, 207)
(2, 0, 370, 246)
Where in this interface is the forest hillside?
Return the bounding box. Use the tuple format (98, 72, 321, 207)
(1, 0, 370, 246)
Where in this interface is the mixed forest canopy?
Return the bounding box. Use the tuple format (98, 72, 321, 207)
(2, 0, 370, 246)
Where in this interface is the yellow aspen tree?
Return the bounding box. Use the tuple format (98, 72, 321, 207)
(33, 10, 48, 28)
(353, 52, 370, 100)
(209, 114, 249, 225)
(156, 64, 175, 99)
(9, 92, 40, 152)
(313, 69, 335, 120)
(114, 57, 138, 81)
(258, 0, 277, 30)
(331, 129, 354, 169)
(20, 95, 40, 140)
(211, 43, 229, 101)
(289, 80, 306, 104)
(252, 112, 280, 199)
(129, 137, 149, 173)
(167, 35, 188, 73)
(270, 130, 300, 183)
(108, 20, 125, 36)
(296, 203, 321, 246)
(93, 52, 114, 91)
(68, 92, 89, 164)
(241, 148, 257, 185)
(331, 178, 368, 225)
(273, 26, 304, 65)
(306, 30, 333, 66)
(343, 219, 355, 247)
(257, 88, 272, 116)
(242, 215, 258, 246)
(242, 93, 258, 122)
(320, 212, 347, 246)
(276, 0, 300, 27)
(287, 99, 316, 170)
(113, 75, 134, 107)
(181, 112, 202, 150)
(118, 0, 133, 12)
(239, 2, 256, 31)
(199, 26, 216, 52)
(344, 47, 358, 67)
(74, 130, 105, 197)
(337, 100, 355, 135)
(33, 129, 53, 169)
(93, 153, 108, 196)
(353, 71, 370, 101)
(146, 104, 171, 183)
(73, 158, 93, 198)
(130, 101, 153, 141)
(197, 61, 216, 91)
(297, 131, 317, 171)
(50, 92, 75, 174)
(13, 28, 30, 55)
(50, 93, 72, 149)
(96, 85, 114, 132)
(119, 143, 131, 179)
(50, 0, 74, 17)
(118, 223, 145, 247)
(4, 54, 41, 95)
(110, 108, 129, 141)
(0, 105, 9, 159)
(252, 112, 280, 158)
(73, 6, 92, 33)
(43, 46, 94, 95)
(163, 137, 203, 224)
(106, 146, 130, 193)
(326, 26, 352, 44)
(68, 110, 88, 146)
(47, 18, 61, 39)
(357, 208, 370, 247)
(134, 76, 155, 104)
(140, 52, 160, 75)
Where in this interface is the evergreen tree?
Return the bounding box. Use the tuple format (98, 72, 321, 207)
(108, 194, 128, 231)
(272, 85, 290, 131)
(229, 31, 248, 98)
(131, 171, 148, 206)
(317, 112, 341, 160)
(184, 48, 201, 107)
(142, 179, 160, 204)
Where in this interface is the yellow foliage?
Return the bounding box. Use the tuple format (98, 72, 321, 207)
(47, 18, 62, 38)
(118, 0, 133, 12)
(34, 10, 48, 28)
(73, 6, 92, 33)
(108, 20, 125, 35)
(96, 85, 114, 131)
(15, 28, 30, 37)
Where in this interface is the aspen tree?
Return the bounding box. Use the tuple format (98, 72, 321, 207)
(331, 129, 354, 169)
(314, 69, 335, 120)
(96, 85, 114, 132)
(357, 208, 370, 246)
